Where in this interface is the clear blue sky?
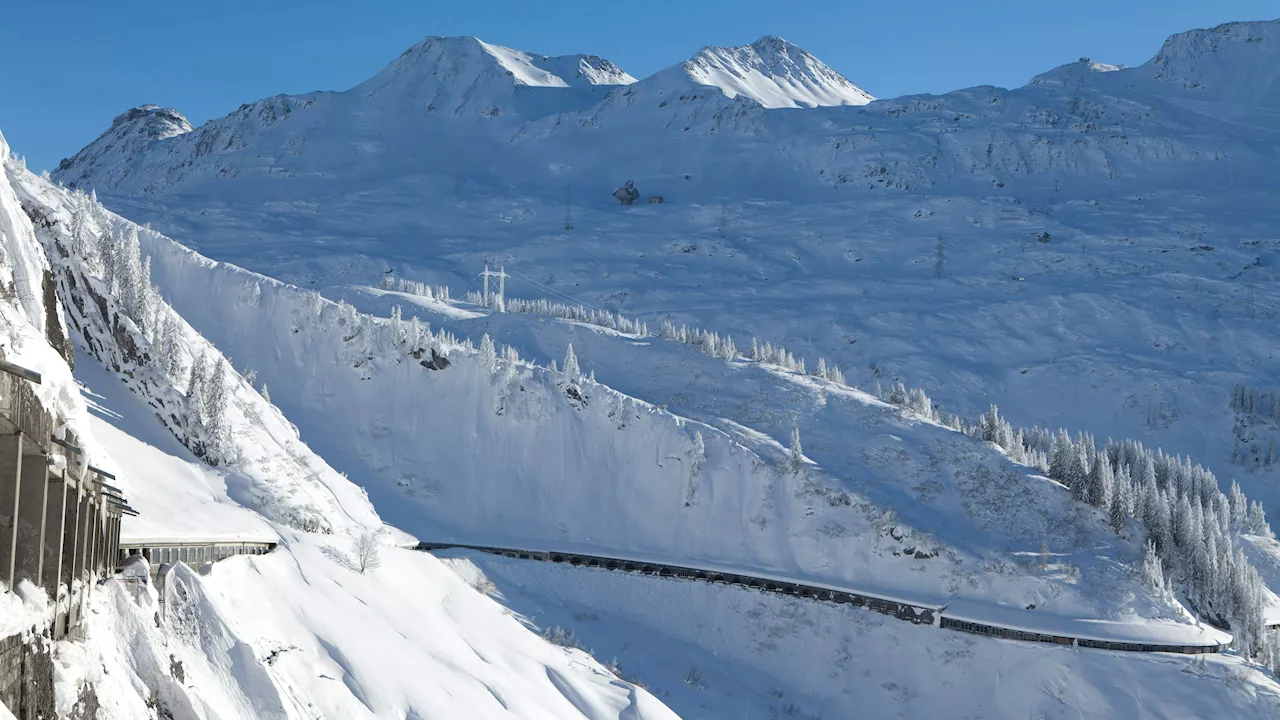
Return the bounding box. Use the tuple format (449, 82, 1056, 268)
(1, 1, 1275, 171)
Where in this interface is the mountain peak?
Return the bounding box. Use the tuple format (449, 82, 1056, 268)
(358, 35, 634, 92)
(108, 105, 193, 139)
(678, 37, 873, 108)
(349, 35, 635, 119)
(1142, 19, 1280, 107)
(1028, 57, 1126, 88)
(55, 105, 192, 180)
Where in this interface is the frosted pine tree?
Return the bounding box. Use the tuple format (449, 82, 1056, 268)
(562, 344, 579, 381)
(478, 333, 497, 374)
(1229, 480, 1248, 532)
(1088, 455, 1113, 510)
(1110, 470, 1130, 533)
(788, 425, 805, 475)
(1140, 541, 1165, 593)
(156, 312, 183, 382)
(186, 349, 207, 402)
(204, 359, 230, 463)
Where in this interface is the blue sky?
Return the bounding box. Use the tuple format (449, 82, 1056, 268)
(0, 1, 1275, 171)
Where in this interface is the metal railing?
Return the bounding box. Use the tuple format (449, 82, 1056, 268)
(420, 542, 1228, 655)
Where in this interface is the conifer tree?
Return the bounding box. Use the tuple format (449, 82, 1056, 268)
(788, 425, 804, 475)
(478, 333, 497, 374)
(204, 359, 230, 463)
(1140, 540, 1165, 592)
(562, 343, 579, 381)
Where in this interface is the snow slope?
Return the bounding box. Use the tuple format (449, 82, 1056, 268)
(32, 159, 1257, 655)
(441, 549, 1280, 719)
(2, 131, 677, 719)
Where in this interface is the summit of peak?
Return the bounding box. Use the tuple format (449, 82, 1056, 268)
(673, 36, 873, 108)
(108, 105, 193, 136)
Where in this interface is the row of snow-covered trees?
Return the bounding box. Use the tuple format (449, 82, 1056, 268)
(377, 275, 450, 302)
(1232, 384, 1280, 422)
(504, 297, 651, 338)
(880, 384, 1277, 660)
(395, 270, 848, 382)
(62, 189, 237, 465)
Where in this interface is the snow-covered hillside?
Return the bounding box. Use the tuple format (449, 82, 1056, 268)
(52, 19, 1280, 517)
(18, 137, 1280, 716)
(3, 131, 677, 719)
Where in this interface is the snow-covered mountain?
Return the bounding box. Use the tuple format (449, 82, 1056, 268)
(350, 35, 635, 116)
(664, 35, 873, 109)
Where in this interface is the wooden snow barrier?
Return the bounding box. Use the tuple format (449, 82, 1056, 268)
(419, 541, 1230, 655)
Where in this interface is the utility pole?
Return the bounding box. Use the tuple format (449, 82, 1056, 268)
(480, 263, 509, 312)
(565, 185, 573, 231)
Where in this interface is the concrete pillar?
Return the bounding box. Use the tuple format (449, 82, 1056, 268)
(13, 452, 48, 586)
(0, 433, 21, 591)
(41, 470, 67, 598)
(59, 482, 80, 589)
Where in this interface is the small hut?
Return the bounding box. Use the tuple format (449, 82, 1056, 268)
(613, 180, 640, 205)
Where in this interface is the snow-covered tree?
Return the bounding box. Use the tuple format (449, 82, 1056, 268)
(1110, 467, 1131, 533)
(204, 359, 230, 462)
(1140, 540, 1165, 593)
(1246, 501, 1273, 537)
(156, 312, 182, 382)
(1088, 455, 1114, 510)
(186, 349, 207, 403)
(788, 425, 804, 475)
(562, 344, 579, 381)
(353, 531, 381, 574)
(478, 333, 497, 374)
